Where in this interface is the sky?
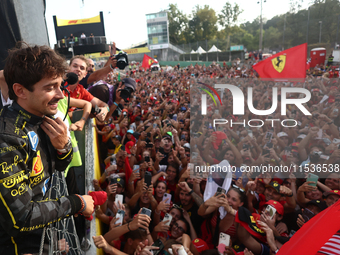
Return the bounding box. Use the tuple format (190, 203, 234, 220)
(45, 0, 311, 49)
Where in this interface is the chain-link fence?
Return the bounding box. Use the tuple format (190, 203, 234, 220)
(39, 171, 82, 255)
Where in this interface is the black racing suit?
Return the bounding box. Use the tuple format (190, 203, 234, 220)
(0, 102, 82, 255)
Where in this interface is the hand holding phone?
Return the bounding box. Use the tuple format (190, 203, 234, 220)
(215, 187, 226, 196)
(162, 193, 172, 204)
(140, 207, 152, 217)
(151, 239, 164, 255)
(218, 233, 230, 255)
(301, 208, 315, 223)
(115, 194, 123, 206)
(162, 213, 172, 226)
(145, 171, 152, 187)
(265, 205, 276, 220)
(115, 209, 125, 226)
(307, 173, 319, 187)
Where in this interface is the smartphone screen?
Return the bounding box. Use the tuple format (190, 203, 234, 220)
(145, 172, 152, 187)
(115, 194, 123, 206)
(307, 173, 319, 186)
(265, 132, 273, 140)
(162, 193, 172, 204)
(216, 187, 226, 196)
(140, 207, 152, 217)
(152, 239, 164, 255)
(133, 165, 140, 173)
(162, 213, 172, 226)
(265, 205, 276, 219)
(116, 209, 125, 226)
(158, 147, 165, 154)
(322, 138, 332, 146)
(302, 208, 315, 222)
(218, 233, 230, 255)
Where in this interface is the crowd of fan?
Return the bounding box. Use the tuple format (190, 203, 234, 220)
(69, 55, 340, 255)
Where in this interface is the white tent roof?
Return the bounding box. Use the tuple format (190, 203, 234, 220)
(190, 50, 197, 54)
(208, 45, 221, 52)
(197, 46, 206, 54)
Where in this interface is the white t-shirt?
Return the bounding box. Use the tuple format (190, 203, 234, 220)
(1, 92, 13, 107)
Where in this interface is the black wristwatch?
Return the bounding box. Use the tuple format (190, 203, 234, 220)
(57, 138, 72, 153)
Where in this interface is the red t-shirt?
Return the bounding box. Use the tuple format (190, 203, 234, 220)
(63, 83, 94, 111)
(166, 182, 177, 194)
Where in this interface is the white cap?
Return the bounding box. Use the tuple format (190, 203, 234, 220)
(277, 132, 288, 138)
(297, 134, 307, 139)
(183, 143, 190, 149)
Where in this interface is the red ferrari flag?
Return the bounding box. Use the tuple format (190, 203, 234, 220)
(277, 200, 340, 255)
(253, 43, 307, 79)
(141, 54, 157, 69)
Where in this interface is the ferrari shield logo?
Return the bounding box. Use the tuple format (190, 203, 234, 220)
(148, 59, 154, 66)
(271, 55, 286, 73)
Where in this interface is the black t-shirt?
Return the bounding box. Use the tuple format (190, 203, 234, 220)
(106, 138, 116, 150)
(79, 73, 91, 89)
(180, 203, 204, 236)
(159, 150, 169, 166)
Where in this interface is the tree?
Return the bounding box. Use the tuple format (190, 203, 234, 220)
(187, 5, 218, 43)
(168, 4, 189, 45)
(218, 2, 243, 29)
(218, 2, 243, 49)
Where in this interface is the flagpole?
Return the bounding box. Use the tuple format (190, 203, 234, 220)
(282, 14, 286, 51)
(258, 0, 266, 51)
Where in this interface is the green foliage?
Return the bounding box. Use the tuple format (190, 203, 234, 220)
(168, 4, 189, 45)
(218, 2, 243, 30)
(188, 5, 218, 42)
(168, 0, 340, 52)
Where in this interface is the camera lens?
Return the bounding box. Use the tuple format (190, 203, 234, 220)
(117, 57, 127, 69)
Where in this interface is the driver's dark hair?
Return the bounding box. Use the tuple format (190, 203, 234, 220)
(4, 43, 67, 101)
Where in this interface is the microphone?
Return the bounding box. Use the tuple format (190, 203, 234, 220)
(61, 72, 78, 121)
(65, 72, 78, 85)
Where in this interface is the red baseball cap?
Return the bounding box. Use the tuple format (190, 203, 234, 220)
(192, 238, 209, 253)
(264, 200, 284, 215)
(324, 190, 340, 197)
(125, 141, 135, 154)
(292, 142, 299, 147)
(257, 178, 266, 184)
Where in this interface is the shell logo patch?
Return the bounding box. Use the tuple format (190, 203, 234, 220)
(31, 151, 43, 176)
